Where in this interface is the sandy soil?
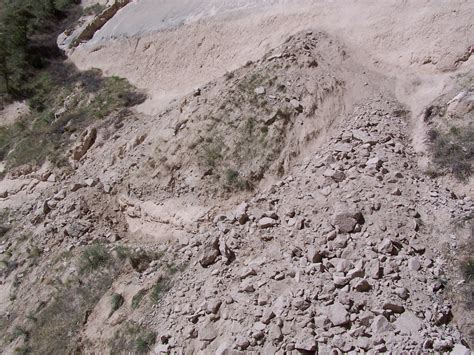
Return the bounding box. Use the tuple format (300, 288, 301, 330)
(70, 0, 474, 116)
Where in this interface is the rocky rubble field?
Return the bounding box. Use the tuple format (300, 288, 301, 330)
(140, 97, 473, 354)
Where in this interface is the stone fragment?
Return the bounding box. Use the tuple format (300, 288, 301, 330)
(336, 257, 353, 271)
(324, 169, 346, 182)
(382, 301, 405, 314)
(207, 300, 222, 314)
(70, 127, 97, 161)
(254, 87, 266, 95)
(334, 143, 353, 153)
(391, 187, 402, 196)
(198, 322, 217, 341)
(306, 247, 323, 263)
(218, 240, 235, 264)
(290, 99, 303, 113)
(395, 287, 409, 300)
(408, 257, 421, 271)
(366, 259, 382, 279)
(451, 344, 471, 355)
(235, 202, 249, 224)
(328, 302, 349, 326)
(394, 311, 421, 335)
(70, 183, 85, 192)
(333, 211, 364, 233)
(258, 217, 277, 229)
(199, 237, 220, 267)
(295, 333, 317, 352)
(354, 278, 371, 292)
(371, 315, 393, 334)
(268, 324, 283, 342)
(261, 309, 275, 324)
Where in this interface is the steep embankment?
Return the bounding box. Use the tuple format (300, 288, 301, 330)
(0, 0, 472, 354)
(67, 0, 474, 117)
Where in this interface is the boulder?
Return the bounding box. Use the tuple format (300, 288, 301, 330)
(70, 127, 97, 161)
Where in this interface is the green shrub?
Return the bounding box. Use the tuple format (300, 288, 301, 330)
(224, 168, 251, 191)
(110, 323, 156, 355)
(135, 331, 156, 354)
(78, 244, 110, 274)
(131, 289, 147, 309)
(109, 293, 124, 317)
(150, 277, 172, 304)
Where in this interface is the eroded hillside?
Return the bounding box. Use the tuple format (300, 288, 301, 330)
(0, 1, 473, 354)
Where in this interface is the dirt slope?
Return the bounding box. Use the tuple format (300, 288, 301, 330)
(0, 1, 473, 354)
(68, 0, 474, 116)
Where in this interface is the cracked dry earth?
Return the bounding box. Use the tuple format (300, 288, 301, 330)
(140, 99, 473, 353)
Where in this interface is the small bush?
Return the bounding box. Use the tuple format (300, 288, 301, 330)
(462, 258, 474, 282)
(12, 326, 29, 341)
(428, 126, 473, 180)
(79, 244, 110, 274)
(150, 277, 172, 304)
(109, 293, 124, 317)
(131, 289, 147, 309)
(135, 331, 156, 353)
(224, 168, 251, 191)
(110, 323, 156, 355)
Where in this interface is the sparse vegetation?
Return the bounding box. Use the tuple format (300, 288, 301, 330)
(462, 258, 474, 282)
(0, 0, 78, 99)
(427, 125, 473, 180)
(26, 272, 115, 354)
(131, 289, 147, 309)
(109, 292, 124, 317)
(224, 168, 251, 191)
(109, 322, 156, 354)
(78, 244, 111, 274)
(0, 67, 145, 171)
(83, 4, 106, 16)
(150, 276, 172, 304)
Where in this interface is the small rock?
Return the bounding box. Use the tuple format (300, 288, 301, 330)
(382, 301, 405, 314)
(290, 99, 303, 113)
(307, 247, 323, 263)
(198, 322, 217, 341)
(408, 257, 421, 271)
(354, 278, 371, 292)
(371, 315, 393, 334)
(451, 344, 471, 355)
(394, 311, 421, 335)
(391, 187, 402, 196)
(333, 211, 364, 233)
(254, 87, 266, 95)
(207, 300, 222, 314)
(324, 169, 346, 183)
(70, 183, 85, 192)
(395, 287, 409, 300)
(258, 217, 277, 229)
(268, 324, 283, 342)
(199, 238, 220, 267)
(295, 333, 317, 352)
(328, 302, 349, 326)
